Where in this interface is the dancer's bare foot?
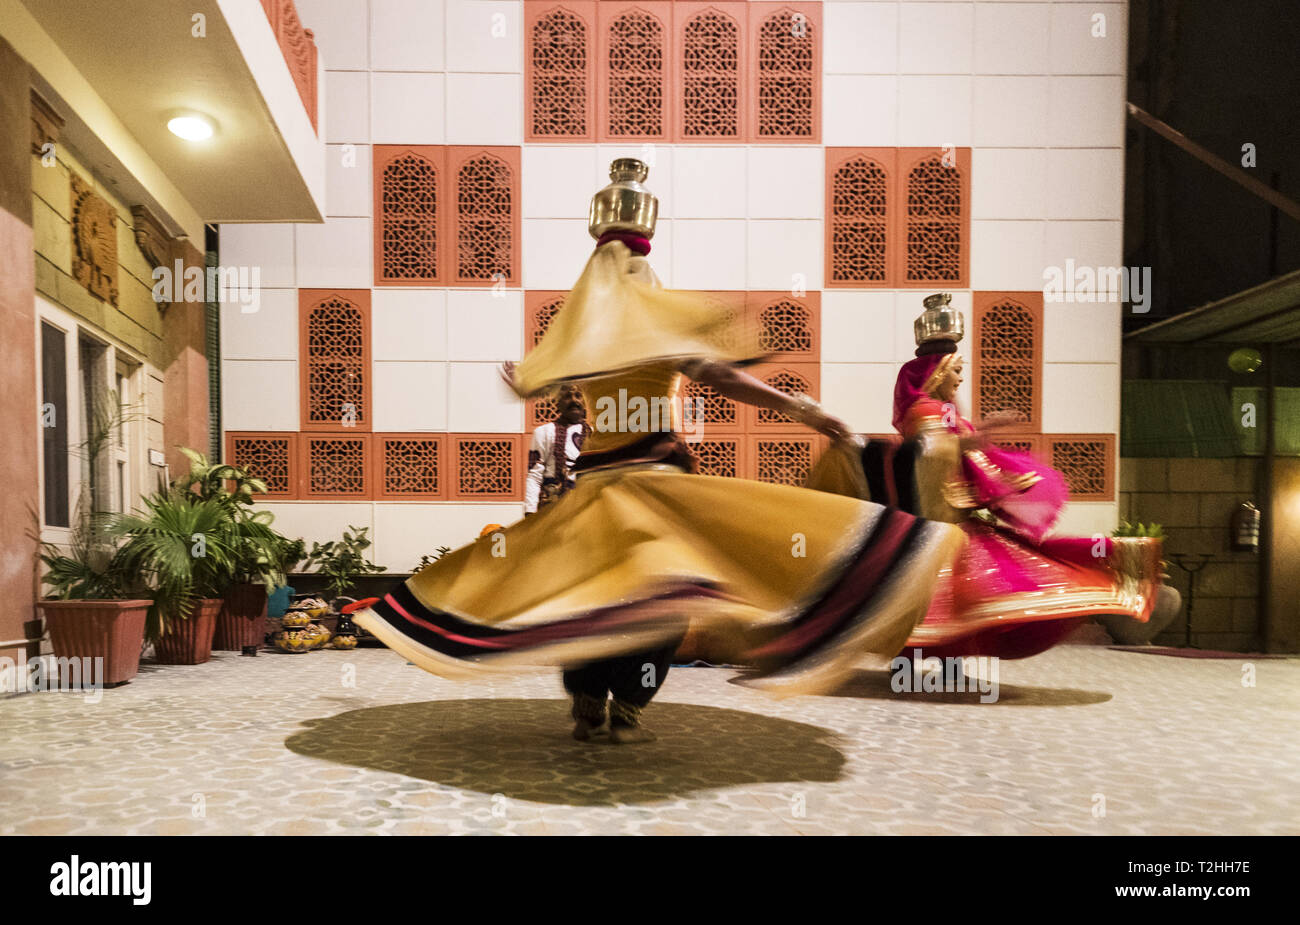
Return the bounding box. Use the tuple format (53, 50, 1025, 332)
(609, 724, 656, 744)
(572, 718, 609, 741)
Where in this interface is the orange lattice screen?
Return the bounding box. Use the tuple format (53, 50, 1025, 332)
(1046, 434, 1115, 502)
(598, 1, 673, 143)
(682, 377, 743, 434)
(824, 147, 970, 288)
(299, 290, 372, 432)
(526, 1, 821, 144)
(227, 433, 298, 497)
(301, 433, 372, 500)
(748, 362, 821, 431)
(973, 291, 1043, 434)
(524, 291, 568, 429)
(450, 434, 525, 501)
(377, 434, 446, 500)
(748, 3, 821, 143)
(752, 434, 826, 485)
(373, 145, 444, 286)
(991, 434, 1045, 459)
(901, 147, 971, 288)
(674, 2, 747, 142)
(525, 1, 597, 141)
(748, 291, 819, 361)
(449, 147, 521, 287)
(691, 435, 747, 479)
(825, 148, 894, 288)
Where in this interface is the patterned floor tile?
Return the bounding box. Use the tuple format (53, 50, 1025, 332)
(1, 647, 1296, 835)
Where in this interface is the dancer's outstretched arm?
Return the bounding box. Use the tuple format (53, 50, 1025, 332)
(683, 359, 855, 443)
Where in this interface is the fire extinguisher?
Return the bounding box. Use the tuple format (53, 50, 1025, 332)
(1231, 502, 1260, 552)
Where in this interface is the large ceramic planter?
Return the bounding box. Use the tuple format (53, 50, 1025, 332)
(1101, 584, 1183, 645)
(1098, 538, 1176, 645)
(152, 598, 221, 665)
(39, 599, 150, 686)
(214, 583, 269, 650)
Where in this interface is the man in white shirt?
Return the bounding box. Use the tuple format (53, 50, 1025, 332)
(524, 383, 590, 515)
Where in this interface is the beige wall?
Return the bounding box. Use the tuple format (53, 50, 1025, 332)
(1121, 457, 1262, 651)
(32, 144, 168, 368)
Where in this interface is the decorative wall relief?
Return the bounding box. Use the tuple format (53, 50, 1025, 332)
(130, 204, 179, 278)
(70, 174, 119, 307)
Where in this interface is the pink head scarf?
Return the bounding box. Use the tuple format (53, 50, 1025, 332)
(892, 352, 958, 432)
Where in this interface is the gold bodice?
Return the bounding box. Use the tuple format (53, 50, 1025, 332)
(580, 362, 682, 454)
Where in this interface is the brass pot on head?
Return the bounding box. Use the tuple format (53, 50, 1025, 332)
(589, 158, 658, 240)
(914, 292, 965, 346)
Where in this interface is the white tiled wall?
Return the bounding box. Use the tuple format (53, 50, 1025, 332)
(371, 290, 448, 362)
(372, 362, 449, 431)
(446, 362, 523, 433)
(373, 502, 524, 571)
(223, 0, 1128, 557)
(370, 73, 445, 143)
(294, 216, 371, 287)
(324, 143, 372, 217)
(445, 74, 524, 144)
(445, 1, 524, 74)
(521, 146, 600, 219)
(220, 289, 298, 361)
(222, 361, 299, 432)
(818, 0, 1126, 531)
(369, 0, 446, 71)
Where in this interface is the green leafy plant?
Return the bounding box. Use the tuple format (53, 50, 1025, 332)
(170, 447, 287, 590)
(105, 489, 243, 640)
(1114, 521, 1165, 539)
(412, 546, 452, 574)
(276, 537, 308, 576)
(303, 525, 387, 601)
(172, 447, 267, 505)
(38, 388, 137, 601)
(39, 510, 123, 601)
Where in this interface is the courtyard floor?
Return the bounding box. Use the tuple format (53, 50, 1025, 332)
(1, 645, 1297, 836)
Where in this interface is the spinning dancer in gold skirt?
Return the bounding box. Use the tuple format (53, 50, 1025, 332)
(354, 159, 964, 742)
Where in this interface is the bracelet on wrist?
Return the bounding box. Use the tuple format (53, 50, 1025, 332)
(787, 392, 821, 424)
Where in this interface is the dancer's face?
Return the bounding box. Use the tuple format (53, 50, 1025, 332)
(557, 384, 587, 424)
(933, 357, 964, 403)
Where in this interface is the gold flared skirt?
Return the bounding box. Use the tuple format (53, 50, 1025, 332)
(355, 464, 963, 696)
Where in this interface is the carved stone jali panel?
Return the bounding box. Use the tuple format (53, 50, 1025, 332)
(70, 174, 119, 306)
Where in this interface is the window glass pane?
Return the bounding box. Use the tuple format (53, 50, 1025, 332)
(78, 338, 108, 515)
(116, 372, 126, 447)
(40, 322, 69, 527)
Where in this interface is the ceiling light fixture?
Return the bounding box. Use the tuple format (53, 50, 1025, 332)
(167, 114, 215, 142)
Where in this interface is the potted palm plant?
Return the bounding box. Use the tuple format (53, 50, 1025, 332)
(38, 521, 151, 686)
(107, 488, 242, 665)
(37, 389, 150, 686)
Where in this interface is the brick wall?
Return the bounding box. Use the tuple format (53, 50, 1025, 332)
(1120, 457, 1262, 651)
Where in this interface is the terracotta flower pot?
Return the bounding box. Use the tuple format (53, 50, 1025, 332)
(39, 599, 151, 686)
(152, 598, 221, 665)
(214, 583, 269, 650)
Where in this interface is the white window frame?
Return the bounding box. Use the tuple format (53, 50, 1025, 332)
(36, 296, 153, 547)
